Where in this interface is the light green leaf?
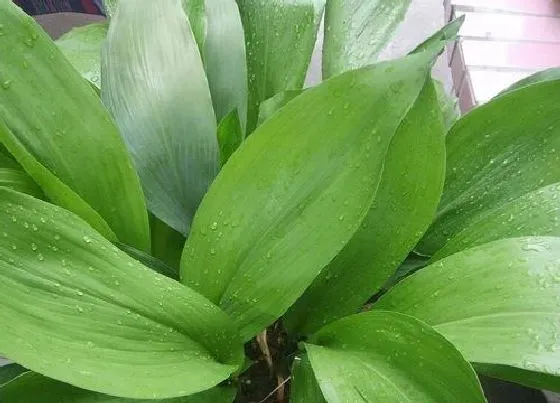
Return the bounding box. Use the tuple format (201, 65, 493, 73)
(0, 364, 27, 386)
(499, 68, 560, 97)
(306, 310, 485, 402)
(376, 237, 560, 391)
(203, 0, 248, 132)
(0, 371, 237, 402)
(55, 22, 108, 88)
(411, 15, 465, 55)
(0, 188, 242, 399)
(431, 182, 560, 261)
(322, 0, 411, 79)
(285, 79, 445, 335)
(433, 78, 458, 131)
(419, 79, 560, 256)
(217, 110, 243, 167)
(236, 0, 324, 133)
(0, 3, 150, 251)
(181, 52, 435, 340)
(0, 168, 44, 199)
(102, 0, 219, 235)
(291, 355, 326, 403)
(257, 90, 303, 127)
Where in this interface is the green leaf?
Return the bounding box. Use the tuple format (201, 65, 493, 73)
(0, 371, 237, 402)
(0, 168, 44, 199)
(419, 79, 560, 256)
(217, 110, 244, 167)
(291, 355, 326, 403)
(181, 52, 435, 340)
(474, 363, 560, 392)
(306, 310, 485, 402)
(431, 182, 560, 261)
(0, 188, 242, 399)
(0, 145, 21, 170)
(150, 215, 186, 271)
(102, 0, 219, 235)
(203, 0, 248, 132)
(116, 242, 179, 281)
(55, 22, 108, 88)
(0, 3, 150, 252)
(0, 364, 27, 386)
(433, 78, 458, 131)
(236, 0, 324, 134)
(285, 79, 445, 335)
(376, 237, 560, 391)
(322, 0, 411, 79)
(499, 68, 560, 97)
(411, 15, 465, 55)
(257, 90, 303, 127)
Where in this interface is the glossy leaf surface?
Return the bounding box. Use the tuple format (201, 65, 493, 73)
(322, 0, 410, 78)
(0, 2, 150, 251)
(285, 79, 445, 335)
(419, 80, 560, 255)
(217, 110, 243, 167)
(377, 237, 560, 391)
(0, 189, 242, 399)
(306, 311, 485, 402)
(181, 53, 434, 340)
(102, 0, 218, 235)
(236, 0, 324, 133)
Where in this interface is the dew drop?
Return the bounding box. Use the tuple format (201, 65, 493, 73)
(82, 235, 92, 244)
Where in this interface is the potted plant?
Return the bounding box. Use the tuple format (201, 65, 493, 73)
(0, 0, 559, 402)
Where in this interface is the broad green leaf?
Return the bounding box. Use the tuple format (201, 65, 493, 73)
(474, 363, 560, 392)
(0, 371, 236, 402)
(0, 3, 150, 251)
(236, 0, 324, 133)
(217, 110, 243, 167)
(55, 22, 108, 88)
(0, 188, 242, 399)
(203, 0, 248, 132)
(0, 364, 27, 386)
(376, 237, 560, 391)
(418, 80, 560, 255)
(499, 68, 560, 97)
(382, 253, 429, 291)
(103, 0, 206, 51)
(150, 215, 186, 271)
(0, 145, 20, 170)
(102, 0, 219, 235)
(306, 310, 485, 402)
(0, 168, 43, 199)
(257, 90, 303, 127)
(431, 182, 560, 261)
(285, 79, 445, 335)
(181, 52, 435, 340)
(291, 355, 326, 403)
(411, 15, 465, 55)
(322, 0, 411, 79)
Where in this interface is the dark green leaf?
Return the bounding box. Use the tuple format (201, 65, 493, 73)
(181, 52, 435, 340)
(203, 0, 248, 131)
(419, 79, 560, 256)
(257, 90, 303, 127)
(499, 68, 560, 97)
(0, 364, 27, 386)
(0, 167, 43, 199)
(0, 371, 237, 402)
(285, 79, 445, 335)
(102, 0, 218, 235)
(306, 310, 485, 402)
(291, 355, 326, 403)
(433, 78, 458, 131)
(236, 0, 324, 133)
(376, 237, 560, 391)
(475, 363, 560, 392)
(116, 242, 179, 281)
(411, 15, 465, 55)
(322, 0, 410, 78)
(0, 3, 150, 251)
(0, 188, 242, 399)
(217, 110, 244, 167)
(150, 215, 186, 271)
(55, 22, 108, 88)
